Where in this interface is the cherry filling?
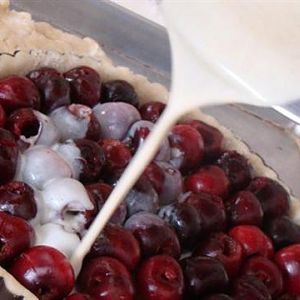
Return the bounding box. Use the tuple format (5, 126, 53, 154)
(0, 65, 298, 300)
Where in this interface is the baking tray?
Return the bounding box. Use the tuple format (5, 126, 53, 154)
(10, 0, 300, 198)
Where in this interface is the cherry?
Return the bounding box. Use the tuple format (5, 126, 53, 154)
(101, 80, 138, 107)
(182, 256, 229, 297)
(6, 108, 40, 139)
(185, 165, 230, 198)
(203, 295, 233, 300)
(226, 191, 263, 227)
(0, 76, 40, 112)
(85, 182, 127, 225)
(229, 225, 274, 258)
(137, 255, 184, 300)
(65, 294, 91, 300)
(158, 202, 202, 248)
(88, 223, 140, 270)
(180, 192, 226, 234)
(0, 128, 18, 184)
(247, 177, 290, 218)
(125, 212, 181, 258)
(184, 119, 224, 161)
(194, 232, 243, 278)
(0, 105, 6, 127)
(275, 244, 300, 296)
(142, 162, 165, 194)
(232, 275, 271, 300)
(100, 139, 132, 174)
(168, 124, 204, 172)
(78, 256, 134, 300)
(64, 66, 101, 107)
(139, 101, 166, 123)
(74, 139, 105, 182)
(0, 212, 34, 264)
(264, 217, 300, 249)
(0, 181, 37, 220)
(241, 256, 283, 297)
(27, 67, 70, 113)
(9, 246, 74, 300)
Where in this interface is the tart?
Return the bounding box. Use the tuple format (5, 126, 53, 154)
(0, 1, 299, 300)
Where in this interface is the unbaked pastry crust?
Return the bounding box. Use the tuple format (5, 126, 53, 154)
(0, 1, 299, 298)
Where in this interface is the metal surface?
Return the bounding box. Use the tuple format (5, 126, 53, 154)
(10, 0, 300, 197)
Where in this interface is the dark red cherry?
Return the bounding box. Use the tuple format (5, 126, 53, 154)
(275, 244, 300, 296)
(182, 256, 229, 297)
(264, 217, 300, 249)
(88, 223, 140, 271)
(101, 80, 138, 107)
(247, 177, 290, 218)
(241, 256, 283, 297)
(64, 66, 101, 107)
(0, 105, 6, 127)
(27, 67, 70, 113)
(232, 275, 271, 300)
(217, 151, 251, 191)
(229, 225, 274, 258)
(0, 181, 37, 220)
(0, 128, 18, 184)
(142, 162, 165, 194)
(0, 212, 34, 265)
(194, 232, 243, 278)
(226, 191, 263, 227)
(0, 76, 40, 112)
(9, 246, 75, 300)
(137, 255, 184, 300)
(185, 165, 230, 198)
(168, 124, 204, 172)
(139, 101, 166, 122)
(74, 139, 105, 182)
(78, 256, 134, 300)
(184, 119, 224, 161)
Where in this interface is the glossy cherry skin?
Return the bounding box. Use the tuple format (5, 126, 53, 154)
(0, 181, 37, 220)
(226, 191, 263, 227)
(142, 162, 165, 194)
(168, 124, 204, 172)
(217, 151, 251, 191)
(74, 139, 105, 182)
(9, 246, 74, 300)
(139, 101, 166, 123)
(185, 165, 230, 198)
(137, 255, 184, 300)
(0, 76, 40, 112)
(241, 256, 283, 297)
(64, 66, 101, 107)
(6, 108, 40, 139)
(264, 217, 300, 249)
(85, 182, 127, 225)
(158, 202, 202, 248)
(125, 212, 181, 258)
(184, 119, 224, 161)
(247, 177, 290, 218)
(0, 212, 34, 265)
(229, 225, 274, 258)
(0, 105, 6, 127)
(101, 80, 138, 107)
(27, 67, 70, 113)
(275, 244, 300, 296)
(232, 275, 271, 300)
(65, 294, 91, 300)
(100, 139, 132, 174)
(88, 223, 140, 270)
(78, 256, 134, 300)
(180, 192, 226, 234)
(0, 128, 18, 184)
(194, 232, 243, 278)
(182, 256, 229, 297)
